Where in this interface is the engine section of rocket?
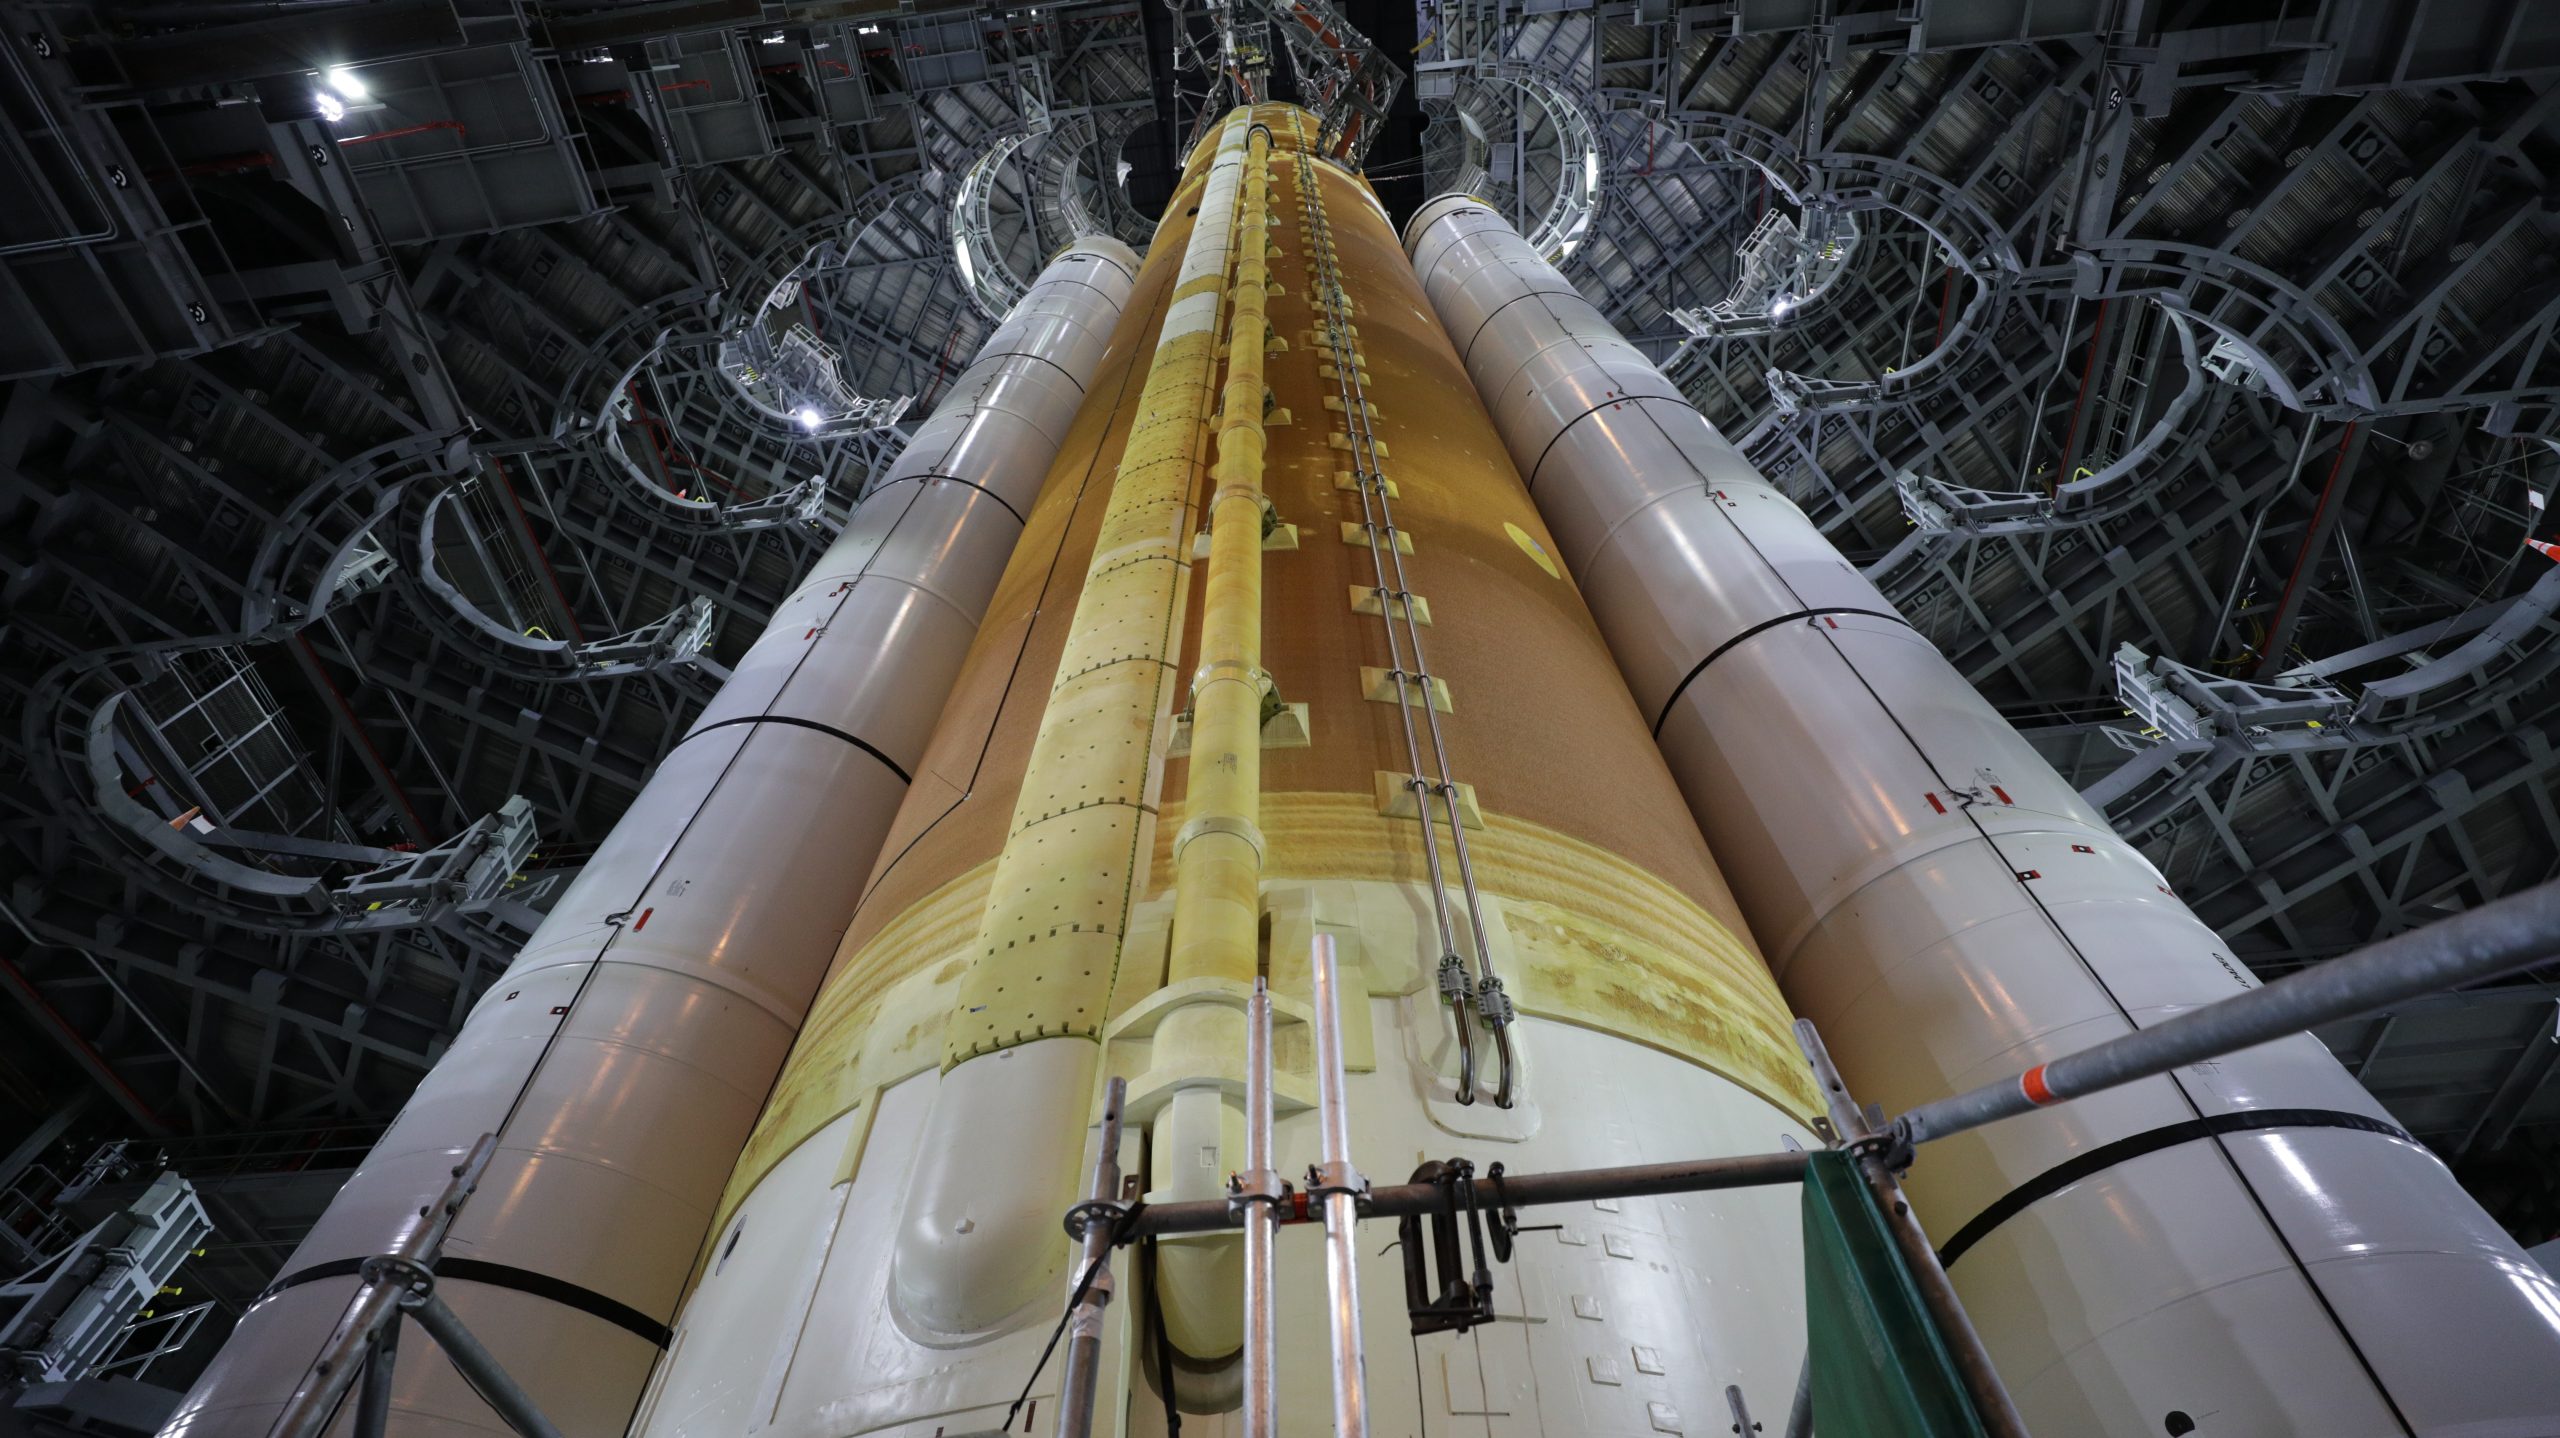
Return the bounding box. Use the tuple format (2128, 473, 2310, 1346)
(631, 105, 1820, 1437)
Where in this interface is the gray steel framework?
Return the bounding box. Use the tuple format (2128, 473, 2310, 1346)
(0, 0, 1150, 1150)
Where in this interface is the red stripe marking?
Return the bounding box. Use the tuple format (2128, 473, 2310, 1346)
(1824, 615, 1839, 628)
(634, 907, 652, 930)
(1925, 792, 1947, 813)
(2020, 1064, 2058, 1107)
(1991, 784, 2012, 804)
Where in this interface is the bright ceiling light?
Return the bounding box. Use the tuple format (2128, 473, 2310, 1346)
(314, 90, 347, 124)
(324, 66, 367, 100)
(1769, 295, 1796, 318)
(795, 407, 823, 430)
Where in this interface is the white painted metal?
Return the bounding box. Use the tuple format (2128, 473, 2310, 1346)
(1404, 194, 2560, 1436)
(633, 922, 1815, 1438)
(159, 239, 1137, 1438)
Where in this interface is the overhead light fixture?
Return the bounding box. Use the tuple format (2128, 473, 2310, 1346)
(795, 407, 823, 430)
(314, 90, 347, 123)
(324, 66, 367, 100)
(1769, 295, 1795, 318)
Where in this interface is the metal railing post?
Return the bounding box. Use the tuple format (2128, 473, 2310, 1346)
(269, 1281, 408, 1438)
(351, 1320, 398, 1438)
(1121, 1149, 1810, 1238)
(1238, 978, 1279, 1438)
(1797, 1021, 2028, 1438)
(1053, 1076, 1128, 1438)
(1784, 1351, 1813, 1438)
(1309, 934, 1370, 1438)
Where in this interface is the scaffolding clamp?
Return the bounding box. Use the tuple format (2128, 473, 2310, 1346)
(1396, 1159, 1496, 1336)
(1226, 1165, 1290, 1220)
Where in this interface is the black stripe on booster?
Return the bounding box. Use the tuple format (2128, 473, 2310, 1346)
(1937, 1108, 2416, 1268)
(260, 1257, 674, 1348)
(679, 713, 911, 784)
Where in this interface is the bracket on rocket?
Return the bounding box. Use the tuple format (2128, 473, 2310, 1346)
(1397, 1158, 1499, 1336)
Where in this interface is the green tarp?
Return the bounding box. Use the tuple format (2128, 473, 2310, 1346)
(1799, 1150, 1992, 1438)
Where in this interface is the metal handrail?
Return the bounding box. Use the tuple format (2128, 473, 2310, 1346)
(1798, 1021, 2028, 1438)
(1048, 1083, 1125, 1438)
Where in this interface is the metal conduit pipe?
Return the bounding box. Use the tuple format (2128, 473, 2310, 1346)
(159, 238, 1136, 1438)
(1287, 109, 1512, 1106)
(1900, 878, 2560, 1149)
(897, 114, 1253, 1343)
(1150, 118, 1277, 1362)
(1402, 195, 2560, 1436)
(1167, 120, 1275, 994)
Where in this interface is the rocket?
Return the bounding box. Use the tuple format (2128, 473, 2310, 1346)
(168, 104, 2560, 1438)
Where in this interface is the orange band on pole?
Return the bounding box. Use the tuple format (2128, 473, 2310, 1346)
(2019, 1064, 2058, 1107)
